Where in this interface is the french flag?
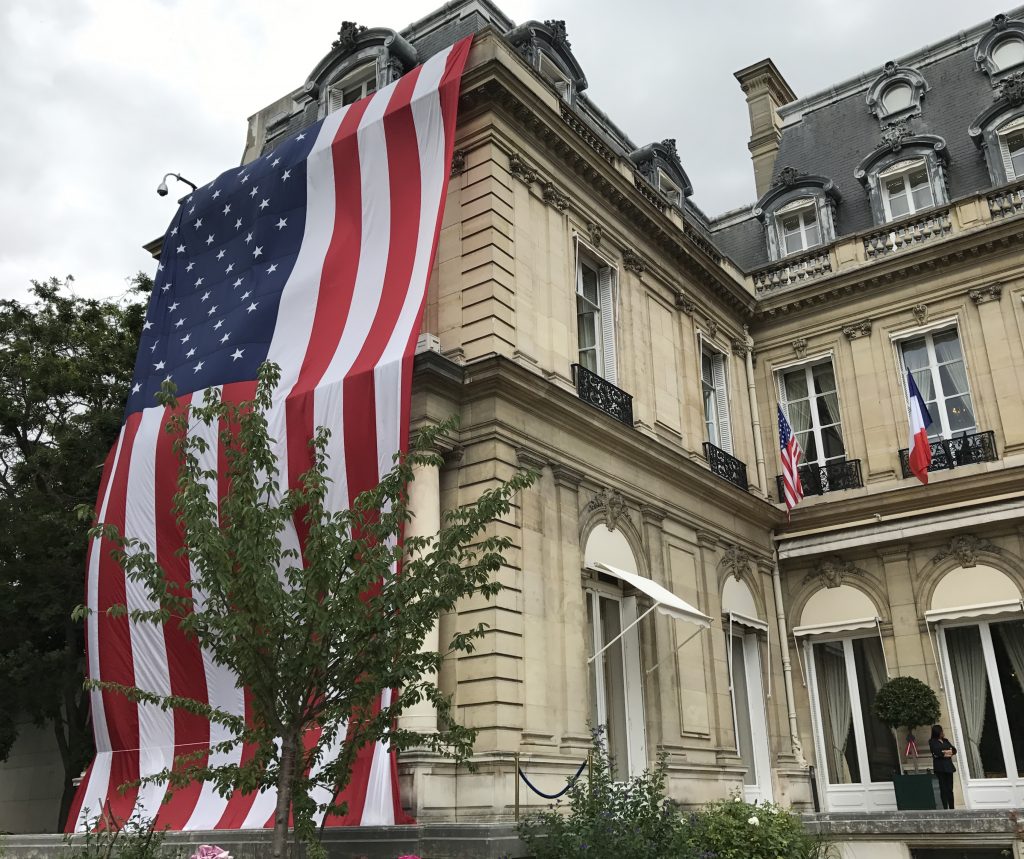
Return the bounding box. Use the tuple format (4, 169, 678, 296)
(907, 371, 934, 484)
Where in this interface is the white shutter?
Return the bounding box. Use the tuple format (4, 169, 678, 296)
(327, 85, 344, 115)
(999, 135, 1017, 181)
(775, 370, 789, 420)
(620, 595, 648, 777)
(712, 352, 733, 453)
(598, 265, 617, 385)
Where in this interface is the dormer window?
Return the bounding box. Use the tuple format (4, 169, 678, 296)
(538, 51, 572, 102)
(778, 199, 821, 255)
(880, 160, 934, 220)
(992, 35, 1024, 72)
(657, 169, 683, 207)
(881, 83, 913, 115)
(327, 61, 377, 112)
(999, 118, 1024, 180)
(865, 62, 928, 123)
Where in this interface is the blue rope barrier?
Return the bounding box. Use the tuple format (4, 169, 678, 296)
(517, 758, 588, 799)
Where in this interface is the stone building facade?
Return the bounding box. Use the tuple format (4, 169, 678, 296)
(4, 2, 1024, 856)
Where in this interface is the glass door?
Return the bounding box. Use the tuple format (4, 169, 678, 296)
(940, 618, 1024, 808)
(806, 636, 899, 811)
(730, 631, 773, 802)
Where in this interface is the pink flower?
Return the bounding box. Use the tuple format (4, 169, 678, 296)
(396, 855, 421, 859)
(191, 846, 231, 859)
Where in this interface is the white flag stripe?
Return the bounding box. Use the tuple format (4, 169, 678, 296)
(74, 752, 113, 831)
(122, 407, 175, 821)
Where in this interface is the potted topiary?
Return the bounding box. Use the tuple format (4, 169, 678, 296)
(872, 675, 942, 810)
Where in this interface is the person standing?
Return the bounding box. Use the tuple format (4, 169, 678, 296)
(930, 724, 957, 809)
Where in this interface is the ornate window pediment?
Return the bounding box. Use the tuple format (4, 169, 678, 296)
(976, 14, 1024, 80)
(854, 129, 949, 224)
(628, 139, 692, 209)
(305, 23, 418, 117)
(753, 168, 840, 260)
(507, 19, 588, 105)
(866, 61, 928, 122)
(969, 75, 1024, 185)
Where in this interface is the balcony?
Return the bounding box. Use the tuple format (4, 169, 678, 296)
(572, 364, 634, 427)
(776, 458, 863, 502)
(753, 247, 833, 294)
(898, 430, 997, 478)
(862, 208, 952, 259)
(703, 442, 749, 491)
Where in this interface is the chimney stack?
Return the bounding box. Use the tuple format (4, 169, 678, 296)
(734, 59, 796, 198)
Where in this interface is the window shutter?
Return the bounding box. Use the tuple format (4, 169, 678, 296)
(598, 265, 617, 385)
(999, 135, 1017, 181)
(774, 370, 788, 419)
(327, 85, 344, 114)
(712, 352, 733, 453)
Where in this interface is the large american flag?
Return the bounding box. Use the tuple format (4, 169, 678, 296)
(67, 37, 472, 833)
(777, 405, 804, 516)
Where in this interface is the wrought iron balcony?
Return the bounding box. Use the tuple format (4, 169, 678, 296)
(898, 430, 997, 479)
(703, 442, 749, 491)
(776, 458, 863, 502)
(572, 364, 633, 427)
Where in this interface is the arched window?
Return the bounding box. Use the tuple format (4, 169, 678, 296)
(326, 60, 378, 112)
(925, 564, 1024, 803)
(975, 14, 1024, 81)
(865, 62, 928, 123)
(753, 169, 840, 261)
(992, 36, 1024, 72)
(854, 136, 949, 225)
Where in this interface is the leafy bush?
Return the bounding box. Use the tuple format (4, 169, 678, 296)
(872, 675, 941, 731)
(681, 797, 823, 859)
(517, 731, 689, 858)
(518, 732, 821, 859)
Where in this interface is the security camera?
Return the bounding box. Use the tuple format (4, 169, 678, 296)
(156, 172, 197, 198)
(157, 182, 169, 197)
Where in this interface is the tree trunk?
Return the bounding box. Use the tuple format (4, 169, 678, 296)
(271, 732, 298, 859)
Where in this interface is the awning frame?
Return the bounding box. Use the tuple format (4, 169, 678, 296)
(924, 598, 1024, 624)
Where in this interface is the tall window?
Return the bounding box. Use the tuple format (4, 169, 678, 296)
(701, 346, 732, 452)
(327, 62, 378, 112)
(778, 360, 845, 468)
(812, 636, 899, 786)
(585, 588, 643, 779)
(576, 252, 617, 383)
(900, 327, 975, 440)
(778, 201, 821, 255)
(998, 117, 1024, 181)
(880, 160, 934, 220)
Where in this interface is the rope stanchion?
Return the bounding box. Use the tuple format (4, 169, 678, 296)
(517, 758, 588, 802)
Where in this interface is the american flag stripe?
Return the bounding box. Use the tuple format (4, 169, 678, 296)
(70, 37, 470, 832)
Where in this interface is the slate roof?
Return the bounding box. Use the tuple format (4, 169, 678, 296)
(711, 9, 1024, 272)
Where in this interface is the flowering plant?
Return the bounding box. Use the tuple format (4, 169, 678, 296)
(191, 847, 232, 859)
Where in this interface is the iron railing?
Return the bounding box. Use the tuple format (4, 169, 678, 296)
(572, 364, 634, 427)
(703, 442, 749, 491)
(776, 458, 863, 502)
(898, 430, 997, 478)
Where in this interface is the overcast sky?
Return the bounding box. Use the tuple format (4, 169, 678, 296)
(0, 0, 1011, 302)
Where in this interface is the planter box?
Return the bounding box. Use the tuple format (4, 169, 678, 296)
(892, 772, 939, 810)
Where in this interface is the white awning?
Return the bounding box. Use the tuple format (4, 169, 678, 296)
(925, 599, 1024, 624)
(792, 616, 878, 637)
(592, 562, 711, 628)
(728, 610, 769, 632)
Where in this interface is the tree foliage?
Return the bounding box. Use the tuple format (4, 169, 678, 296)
(0, 275, 148, 828)
(84, 363, 534, 858)
(872, 675, 941, 731)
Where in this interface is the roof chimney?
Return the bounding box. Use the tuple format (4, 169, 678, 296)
(734, 59, 796, 198)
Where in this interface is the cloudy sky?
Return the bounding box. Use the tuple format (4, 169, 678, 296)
(0, 0, 1011, 302)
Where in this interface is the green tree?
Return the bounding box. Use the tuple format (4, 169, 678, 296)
(84, 363, 534, 859)
(0, 275, 148, 828)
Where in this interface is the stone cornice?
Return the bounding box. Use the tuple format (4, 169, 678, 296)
(456, 42, 754, 315)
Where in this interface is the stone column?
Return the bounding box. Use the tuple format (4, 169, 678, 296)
(972, 286, 1024, 452)
(844, 320, 897, 481)
(399, 454, 442, 735)
(695, 531, 725, 744)
(877, 547, 933, 688)
(551, 462, 590, 753)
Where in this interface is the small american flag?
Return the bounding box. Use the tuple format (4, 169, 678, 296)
(778, 405, 804, 515)
(69, 38, 472, 834)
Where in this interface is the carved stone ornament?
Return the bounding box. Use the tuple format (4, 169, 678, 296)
(543, 19, 571, 49)
(969, 283, 1003, 304)
(450, 149, 467, 178)
(994, 12, 1010, 30)
(883, 60, 899, 77)
(660, 138, 679, 160)
(585, 487, 627, 532)
(674, 291, 695, 315)
(912, 303, 928, 326)
(705, 318, 719, 339)
(541, 181, 569, 211)
(995, 72, 1024, 107)
(508, 152, 538, 184)
(720, 544, 753, 581)
(587, 222, 603, 248)
(792, 338, 808, 359)
(731, 336, 751, 358)
(622, 248, 646, 276)
(773, 165, 804, 187)
(387, 56, 405, 81)
(332, 21, 367, 51)
(932, 535, 1001, 568)
(877, 118, 914, 152)
(842, 318, 872, 340)
(802, 555, 864, 589)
